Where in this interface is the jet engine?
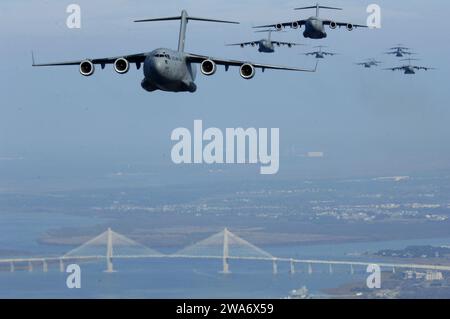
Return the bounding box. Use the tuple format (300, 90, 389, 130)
(276, 23, 283, 31)
(329, 21, 337, 29)
(240, 63, 255, 80)
(291, 21, 299, 29)
(79, 60, 95, 76)
(251, 42, 256, 47)
(276, 42, 280, 47)
(114, 58, 130, 74)
(346, 23, 354, 31)
(200, 59, 217, 76)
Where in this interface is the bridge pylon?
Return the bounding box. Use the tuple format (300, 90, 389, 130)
(63, 227, 163, 274)
(222, 228, 231, 274)
(105, 227, 114, 273)
(174, 227, 274, 275)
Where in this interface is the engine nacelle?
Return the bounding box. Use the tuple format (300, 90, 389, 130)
(346, 23, 354, 31)
(291, 21, 299, 29)
(200, 59, 217, 76)
(114, 58, 130, 74)
(329, 21, 337, 29)
(276, 23, 283, 31)
(79, 60, 94, 77)
(240, 63, 255, 80)
(251, 42, 256, 47)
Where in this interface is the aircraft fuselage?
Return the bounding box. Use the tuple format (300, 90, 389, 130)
(404, 66, 415, 74)
(315, 52, 325, 59)
(303, 17, 327, 39)
(258, 40, 275, 53)
(142, 48, 197, 93)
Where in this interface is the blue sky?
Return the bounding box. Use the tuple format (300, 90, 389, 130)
(1, 0, 450, 189)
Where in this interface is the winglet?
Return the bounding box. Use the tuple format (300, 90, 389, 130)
(31, 51, 36, 66)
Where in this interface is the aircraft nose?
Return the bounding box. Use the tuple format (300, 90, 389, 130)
(149, 58, 165, 75)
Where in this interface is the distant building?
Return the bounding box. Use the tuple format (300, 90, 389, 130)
(404, 270, 444, 281)
(426, 271, 444, 281)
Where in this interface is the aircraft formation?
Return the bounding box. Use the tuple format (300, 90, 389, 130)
(354, 46, 434, 75)
(32, 3, 433, 93)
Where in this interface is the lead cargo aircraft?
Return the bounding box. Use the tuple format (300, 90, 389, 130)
(32, 10, 317, 93)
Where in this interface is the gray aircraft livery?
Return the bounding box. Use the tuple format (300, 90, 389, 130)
(385, 45, 414, 58)
(303, 46, 336, 59)
(384, 58, 434, 75)
(226, 30, 303, 53)
(254, 3, 367, 39)
(356, 58, 382, 68)
(32, 10, 317, 93)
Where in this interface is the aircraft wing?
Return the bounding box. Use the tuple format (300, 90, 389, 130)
(322, 52, 336, 56)
(384, 66, 405, 71)
(32, 52, 148, 67)
(185, 53, 318, 72)
(323, 20, 367, 28)
(415, 66, 434, 71)
(390, 46, 410, 50)
(226, 41, 260, 47)
(276, 42, 304, 47)
(253, 20, 307, 30)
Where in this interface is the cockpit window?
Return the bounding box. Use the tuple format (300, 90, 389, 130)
(153, 53, 171, 59)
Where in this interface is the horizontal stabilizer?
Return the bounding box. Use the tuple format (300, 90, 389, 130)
(188, 17, 239, 24)
(134, 16, 182, 23)
(134, 16, 239, 24)
(134, 10, 239, 52)
(294, 5, 342, 11)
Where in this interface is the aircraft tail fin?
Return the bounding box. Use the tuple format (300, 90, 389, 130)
(135, 10, 239, 52)
(294, 4, 342, 17)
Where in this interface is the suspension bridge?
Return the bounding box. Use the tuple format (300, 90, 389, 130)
(1, 228, 450, 275)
